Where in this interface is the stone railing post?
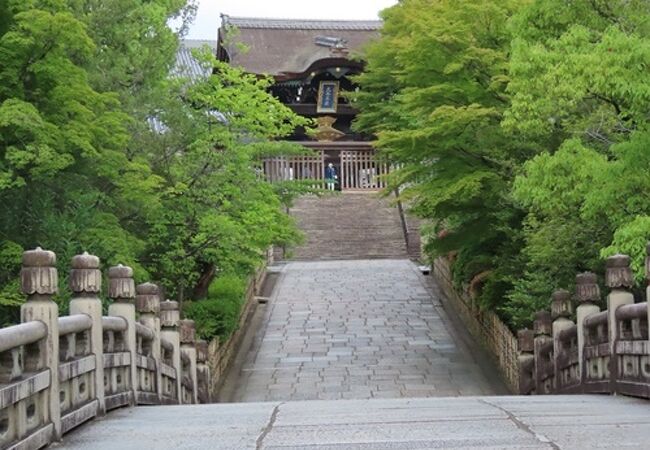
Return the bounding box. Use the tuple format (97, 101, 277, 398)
(136, 283, 162, 403)
(68, 252, 105, 415)
(517, 329, 535, 395)
(108, 265, 137, 403)
(196, 340, 211, 403)
(180, 320, 198, 404)
(160, 300, 181, 402)
(551, 289, 574, 390)
(20, 248, 61, 439)
(533, 310, 552, 393)
(575, 272, 600, 383)
(605, 254, 634, 393)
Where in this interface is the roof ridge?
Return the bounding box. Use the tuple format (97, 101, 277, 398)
(221, 15, 382, 31)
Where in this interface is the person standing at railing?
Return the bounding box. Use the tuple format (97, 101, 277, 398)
(325, 163, 337, 191)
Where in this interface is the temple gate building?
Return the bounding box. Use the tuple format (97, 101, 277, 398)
(216, 16, 386, 191)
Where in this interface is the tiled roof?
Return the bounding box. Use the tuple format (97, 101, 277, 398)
(223, 16, 382, 31)
(150, 40, 225, 134)
(171, 40, 217, 81)
(219, 16, 381, 77)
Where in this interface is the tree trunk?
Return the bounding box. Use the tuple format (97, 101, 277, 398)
(192, 264, 217, 300)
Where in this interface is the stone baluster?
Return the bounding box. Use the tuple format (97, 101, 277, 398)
(108, 265, 137, 403)
(517, 329, 535, 395)
(575, 272, 600, 383)
(605, 254, 635, 393)
(160, 300, 181, 402)
(136, 283, 162, 403)
(533, 310, 552, 394)
(551, 289, 574, 390)
(180, 320, 198, 404)
(20, 247, 61, 439)
(69, 252, 105, 415)
(196, 340, 211, 404)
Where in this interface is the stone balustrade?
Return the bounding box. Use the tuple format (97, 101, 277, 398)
(518, 244, 650, 399)
(0, 249, 212, 450)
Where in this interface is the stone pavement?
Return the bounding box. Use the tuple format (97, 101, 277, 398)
(60, 395, 650, 449)
(220, 259, 505, 402)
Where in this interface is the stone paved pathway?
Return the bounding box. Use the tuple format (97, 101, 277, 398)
(62, 396, 650, 449)
(224, 259, 503, 402)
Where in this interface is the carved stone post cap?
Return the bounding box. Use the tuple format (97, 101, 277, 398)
(21, 247, 58, 296)
(551, 289, 572, 319)
(551, 289, 570, 302)
(136, 282, 159, 295)
(180, 319, 196, 344)
(196, 341, 209, 362)
(136, 283, 160, 314)
(160, 300, 180, 328)
(606, 254, 631, 268)
(70, 252, 102, 294)
(576, 271, 597, 285)
(108, 264, 134, 278)
(605, 254, 633, 289)
(517, 329, 534, 353)
(71, 252, 100, 269)
(575, 272, 600, 303)
(534, 310, 552, 336)
(160, 300, 179, 311)
(22, 247, 56, 267)
(108, 264, 135, 300)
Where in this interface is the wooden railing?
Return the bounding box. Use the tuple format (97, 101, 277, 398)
(339, 150, 390, 190)
(517, 246, 650, 400)
(0, 249, 211, 450)
(262, 144, 391, 191)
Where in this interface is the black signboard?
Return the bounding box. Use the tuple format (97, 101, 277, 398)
(317, 81, 339, 113)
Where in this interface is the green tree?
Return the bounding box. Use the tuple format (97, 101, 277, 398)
(142, 54, 308, 302)
(354, 0, 531, 314)
(0, 2, 309, 328)
(505, 0, 650, 326)
(0, 0, 161, 321)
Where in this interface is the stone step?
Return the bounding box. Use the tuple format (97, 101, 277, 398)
(288, 193, 411, 261)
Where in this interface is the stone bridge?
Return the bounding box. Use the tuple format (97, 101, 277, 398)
(1, 246, 650, 449)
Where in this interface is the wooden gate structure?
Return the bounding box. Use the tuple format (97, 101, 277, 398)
(262, 142, 388, 191)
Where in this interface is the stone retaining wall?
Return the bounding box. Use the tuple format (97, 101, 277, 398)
(206, 253, 270, 398)
(433, 256, 519, 393)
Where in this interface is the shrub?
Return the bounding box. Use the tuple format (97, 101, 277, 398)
(183, 274, 247, 341)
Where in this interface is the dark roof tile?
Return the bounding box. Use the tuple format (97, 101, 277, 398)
(224, 16, 382, 31)
(219, 16, 381, 77)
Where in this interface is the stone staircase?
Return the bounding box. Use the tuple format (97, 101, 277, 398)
(287, 192, 414, 260)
